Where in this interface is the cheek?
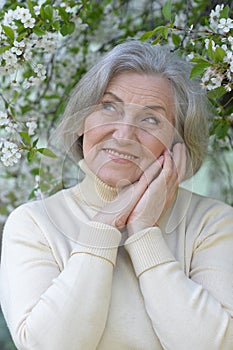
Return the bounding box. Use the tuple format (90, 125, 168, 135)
(83, 122, 111, 155)
(140, 130, 173, 158)
(146, 139, 166, 158)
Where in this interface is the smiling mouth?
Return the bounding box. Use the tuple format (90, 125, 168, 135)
(104, 148, 137, 160)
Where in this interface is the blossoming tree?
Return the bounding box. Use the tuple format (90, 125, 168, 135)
(0, 0, 232, 222)
(0, 0, 232, 348)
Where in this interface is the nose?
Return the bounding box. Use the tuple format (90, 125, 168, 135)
(112, 121, 137, 143)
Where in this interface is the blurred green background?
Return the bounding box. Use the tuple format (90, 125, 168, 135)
(0, 308, 16, 350)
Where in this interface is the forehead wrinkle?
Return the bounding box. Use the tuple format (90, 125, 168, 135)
(104, 88, 170, 116)
(106, 82, 172, 105)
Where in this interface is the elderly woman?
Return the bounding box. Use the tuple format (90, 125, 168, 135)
(1, 41, 233, 350)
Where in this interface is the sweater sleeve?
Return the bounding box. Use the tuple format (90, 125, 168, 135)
(124, 202, 233, 350)
(0, 204, 121, 350)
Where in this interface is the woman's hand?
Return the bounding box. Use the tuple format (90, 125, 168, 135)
(92, 143, 186, 234)
(92, 157, 163, 228)
(127, 143, 187, 235)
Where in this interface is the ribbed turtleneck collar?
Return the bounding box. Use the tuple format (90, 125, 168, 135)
(71, 159, 119, 209)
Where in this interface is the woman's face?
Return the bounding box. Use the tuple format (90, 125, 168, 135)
(82, 72, 175, 187)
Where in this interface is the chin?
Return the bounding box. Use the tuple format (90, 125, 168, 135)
(98, 169, 141, 188)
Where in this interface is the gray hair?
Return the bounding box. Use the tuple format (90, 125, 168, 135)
(57, 40, 210, 178)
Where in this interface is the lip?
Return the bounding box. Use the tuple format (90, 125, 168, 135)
(103, 148, 138, 163)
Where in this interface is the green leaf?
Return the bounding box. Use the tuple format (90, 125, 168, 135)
(190, 56, 210, 64)
(214, 47, 226, 62)
(0, 46, 11, 54)
(33, 138, 39, 147)
(140, 26, 165, 41)
(220, 5, 229, 19)
(27, 149, 36, 162)
(28, 189, 36, 200)
(58, 7, 69, 22)
(30, 167, 40, 176)
(16, 31, 28, 41)
(190, 62, 210, 79)
(60, 22, 75, 36)
(40, 6, 46, 21)
(162, 0, 172, 21)
(44, 5, 53, 21)
(207, 86, 226, 99)
(214, 121, 229, 139)
(19, 132, 31, 146)
(140, 30, 155, 41)
(27, 0, 36, 17)
(9, 106, 15, 117)
(207, 38, 214, 60)
(33, 26, 46, 36)
(2, 25, 15, 42)
(152, 34, 162, 45)
(37, 148, 57, 158)
(53, 20, 61, 30)
(161, 26, 168, 40)
(172, 33, 181, 46)
(12, 90, 18, 100)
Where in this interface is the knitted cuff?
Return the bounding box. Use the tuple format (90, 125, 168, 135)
(71, 221, 121, 266)
(124, 227, 175, 277)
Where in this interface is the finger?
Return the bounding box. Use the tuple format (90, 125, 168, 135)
(137, 155, 164, 188)
(172, 143, 187, 183)
(161, 150, 174, 183)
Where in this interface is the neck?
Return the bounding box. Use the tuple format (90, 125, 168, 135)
(73, 159, 119, 209)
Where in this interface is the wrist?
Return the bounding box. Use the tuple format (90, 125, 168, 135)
(92, 212, 115, 227)
(127, 221, 158, 236)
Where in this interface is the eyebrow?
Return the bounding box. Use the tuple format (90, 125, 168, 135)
(104, 91, 166, 113)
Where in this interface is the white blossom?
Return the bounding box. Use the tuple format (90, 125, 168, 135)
(18, 8, 31, 23)
(34, 188, 43, 199)
(23, 17, 36, 29)
(202, 67, 224, 90)
(13, 6, 25, 20)
(3, 9, 15, 26)
(5, 121, 18, 134)
(1, 141, 21, 167)
(209, 4, 224, 31)
(34, 64, 46, 79)
(23, 48, 33, 60)
(225, 83, 231, 92)
(204, 38, 216, 51)
(218, 18, 233, 34)
(186, 52, 194, 61)
(228, 36, 233, 44)
(0, 112, 9, 126)
(2, 50, 17, 65)
(11, 46, 23, 55)
(34, 5, 41, 16)
(224, 50, 233, 64)
(23, 77, 41, 89)
(35, 33, 59, 53)
(26, 121, 37, 135)
(210, 4, 223, 16)
(35, 175, 40, 185)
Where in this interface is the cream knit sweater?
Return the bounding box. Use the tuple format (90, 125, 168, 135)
(1, 160, 233, 350)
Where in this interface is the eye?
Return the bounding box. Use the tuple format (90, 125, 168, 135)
(102, 102, 116, 112)
(143, 116, 160, 125)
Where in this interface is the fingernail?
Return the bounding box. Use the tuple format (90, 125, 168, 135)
(158, 155, 164, 163)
